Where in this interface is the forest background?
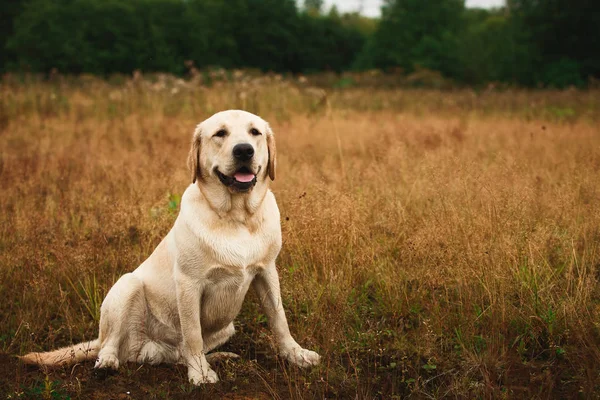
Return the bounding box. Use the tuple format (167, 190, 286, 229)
(2, 0, 599, 88)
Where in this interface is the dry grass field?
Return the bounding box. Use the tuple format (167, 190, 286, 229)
(1, 75, 600, 398)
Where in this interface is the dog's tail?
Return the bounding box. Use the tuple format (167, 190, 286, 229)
(20, 339, 100, 367)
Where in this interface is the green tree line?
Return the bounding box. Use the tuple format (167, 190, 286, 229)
(1, 0, 598, 87)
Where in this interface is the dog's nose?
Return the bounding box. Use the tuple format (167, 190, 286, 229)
(232, 143, 254, 161)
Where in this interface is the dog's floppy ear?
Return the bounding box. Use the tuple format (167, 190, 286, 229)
(266, 125, 276, 181)
(188, 126, 202, 183)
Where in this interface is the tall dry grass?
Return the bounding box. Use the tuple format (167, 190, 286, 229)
(1, 75, 600, 398)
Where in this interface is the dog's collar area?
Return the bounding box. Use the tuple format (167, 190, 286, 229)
(215, 167, 259, 192)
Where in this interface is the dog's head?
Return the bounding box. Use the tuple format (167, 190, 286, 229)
(188, 110, 276, 193)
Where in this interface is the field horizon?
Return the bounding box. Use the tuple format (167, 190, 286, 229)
(1, 75, 600, 398)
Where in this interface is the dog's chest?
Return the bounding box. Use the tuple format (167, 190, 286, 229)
(199, 223, 275, 269)
(204, 264, 257, 289)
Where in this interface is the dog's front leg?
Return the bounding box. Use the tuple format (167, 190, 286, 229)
(252, 263, 320, 368)
(175, 272, 218, 384)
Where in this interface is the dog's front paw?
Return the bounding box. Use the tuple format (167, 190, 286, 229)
(188, 367, 219, 385)
(281, 346, 321, 368)
(94, 354, 119, 370)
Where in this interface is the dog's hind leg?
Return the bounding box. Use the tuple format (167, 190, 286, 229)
(95, 273, 146, 371)
(203, 322, 235, 353)
(135, 340, 179, 365)
(202, 323, 240, 364)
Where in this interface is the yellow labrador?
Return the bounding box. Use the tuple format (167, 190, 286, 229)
(21, 110, 320, 384)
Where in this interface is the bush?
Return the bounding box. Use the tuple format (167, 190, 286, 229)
(541, 58, 584, 88)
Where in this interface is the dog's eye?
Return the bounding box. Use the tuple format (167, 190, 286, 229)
(250, 128, 262, 136)
(213, 129, 227, 138)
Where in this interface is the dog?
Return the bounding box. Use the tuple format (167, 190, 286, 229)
(21, 110, 320, 384)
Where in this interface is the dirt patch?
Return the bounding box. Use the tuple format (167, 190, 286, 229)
(1, 352, 301, 399)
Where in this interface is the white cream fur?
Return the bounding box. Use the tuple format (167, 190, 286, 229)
(21, 110, 320, 384)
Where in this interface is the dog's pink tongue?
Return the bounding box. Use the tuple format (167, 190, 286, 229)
(234, 172, 255, 183)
